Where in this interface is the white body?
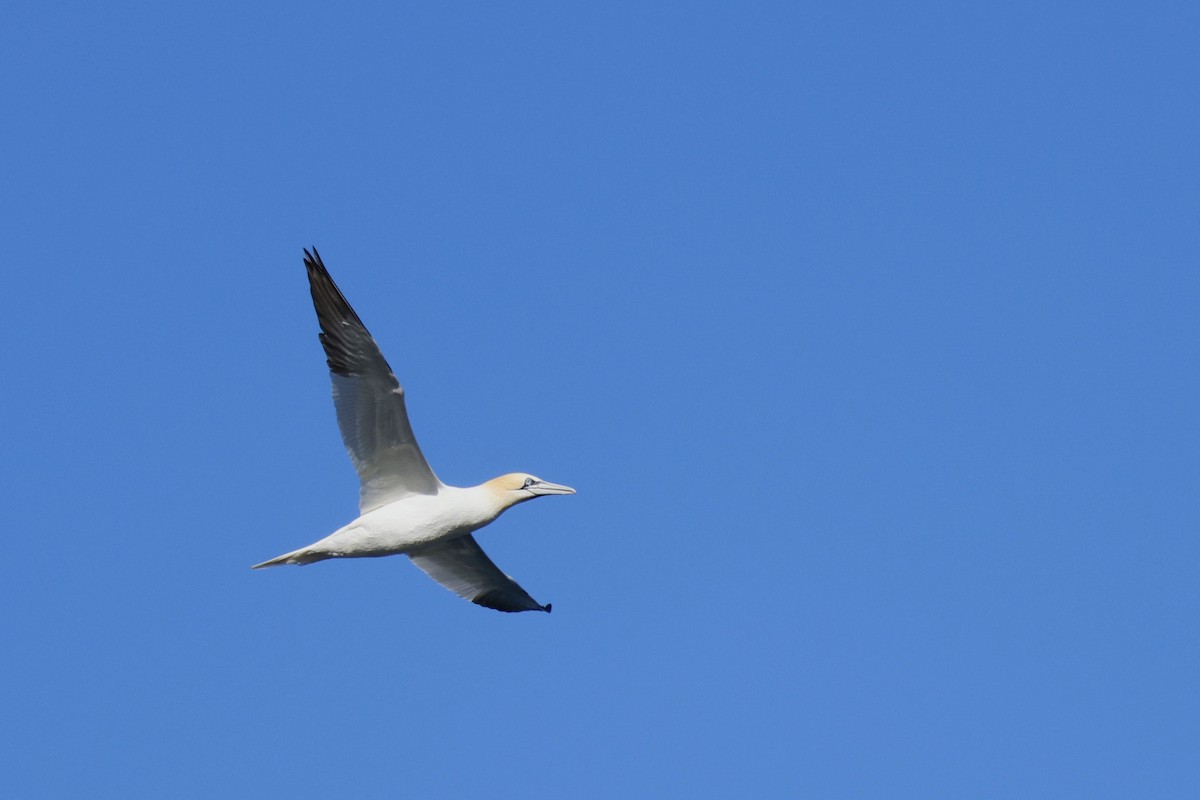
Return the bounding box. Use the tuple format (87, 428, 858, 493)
(302, 485, 505, 559)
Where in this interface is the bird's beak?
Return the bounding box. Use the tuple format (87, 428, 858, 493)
(529, 481, 576, 496)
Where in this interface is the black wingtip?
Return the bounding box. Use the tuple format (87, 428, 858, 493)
(471, 589, 554, 614)
(544, 603, 552, 613)
(303, 246, 323, 270)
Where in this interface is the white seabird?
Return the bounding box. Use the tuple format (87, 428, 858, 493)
(253, 248, 574, 613)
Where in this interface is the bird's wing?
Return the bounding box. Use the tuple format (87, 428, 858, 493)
(408, 534, 551, 613)
(305, 248, 440, 512)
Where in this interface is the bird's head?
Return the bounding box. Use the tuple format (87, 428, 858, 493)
(486, 473, 576, 507)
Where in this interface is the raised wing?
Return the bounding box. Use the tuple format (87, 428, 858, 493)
(305, 248, 440, 512)
(408, 535, 551, 613)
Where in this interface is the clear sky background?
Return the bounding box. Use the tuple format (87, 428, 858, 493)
(3, 2, 1197, 797)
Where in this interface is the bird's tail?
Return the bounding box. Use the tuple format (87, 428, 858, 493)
(251, 547, 326, 569)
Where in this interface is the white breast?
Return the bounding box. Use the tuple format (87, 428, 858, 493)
(309, 485, 502, 557)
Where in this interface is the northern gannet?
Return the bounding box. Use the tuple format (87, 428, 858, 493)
(253, 249, 574, 613)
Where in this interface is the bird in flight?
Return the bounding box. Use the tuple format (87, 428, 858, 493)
(253, 249, 574, 613)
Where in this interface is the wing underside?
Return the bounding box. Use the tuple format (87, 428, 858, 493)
(304, 248, 440, 511)
(408, 535, 551, 613)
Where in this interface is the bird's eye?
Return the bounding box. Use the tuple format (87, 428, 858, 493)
(523, 477, 536, 488)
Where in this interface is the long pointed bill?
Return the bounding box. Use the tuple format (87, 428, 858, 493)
(529, 481, 576, 496)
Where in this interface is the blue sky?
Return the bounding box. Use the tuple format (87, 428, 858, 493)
(3, 2, 1197, 797)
